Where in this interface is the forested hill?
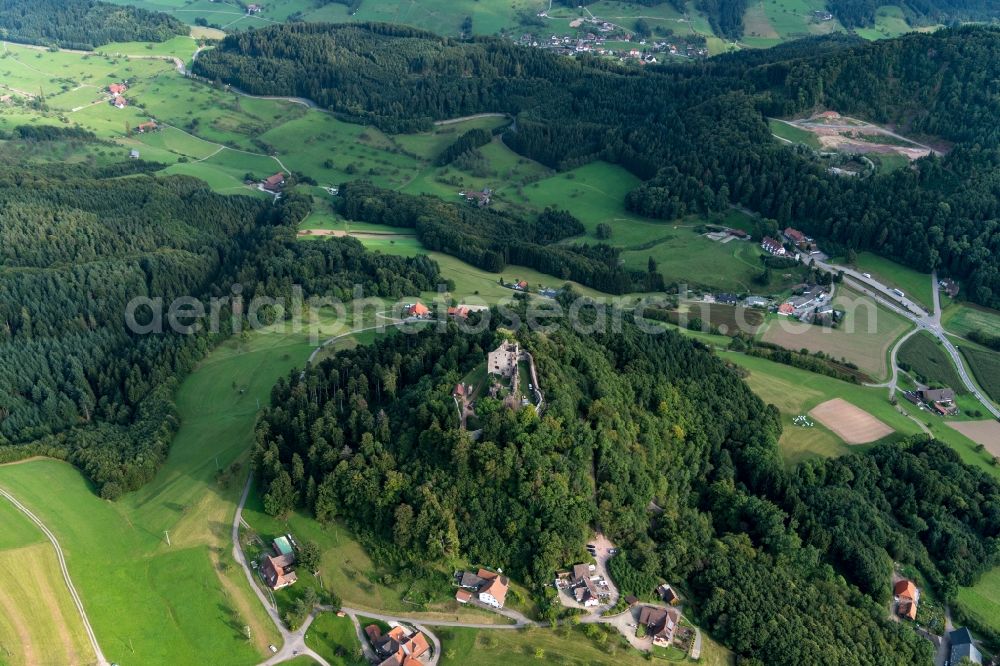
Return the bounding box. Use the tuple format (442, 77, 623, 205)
(195, 24, 1000, 307)
(0, 0, 186, 50)
(254, 311, 1000, 664)
(827, 0, 1000, 28)
(0, 165, 441, 498)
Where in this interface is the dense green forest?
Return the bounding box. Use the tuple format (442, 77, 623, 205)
(194, 24, 1000, 307)
(335, 181, 664, 293)
(0, 167, 440, 498)
(0, 0, 186, 50)
(254, 308, 999, 663)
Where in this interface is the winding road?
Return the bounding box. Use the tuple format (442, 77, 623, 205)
(814, 258, 1000, 419)
(0, 488, 108, 666)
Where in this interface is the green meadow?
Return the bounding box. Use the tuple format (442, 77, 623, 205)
(848, 251, 935, 311)
(0, 308, 386, 664)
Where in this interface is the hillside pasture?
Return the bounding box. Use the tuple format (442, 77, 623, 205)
(956, 567, 1000, 640)
(759, 288, 911, 380)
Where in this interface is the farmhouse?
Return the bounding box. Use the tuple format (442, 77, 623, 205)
(949, 627, 982, 665)
(366, 625, 430, 666)
(920, 388, 955, 403)
(761, 236, 786, 256)
(714, 293, 739, 306)
(406, 302, 431, 318)
(260, 536, 297, 590)
(246, 3, 262, 13)
(136, 121, 158, 133)
(113, 97, 128, 109)
(462, 187, 492, 207)
(784, 227, 808, 245)
(108, 83, 127, 96)
(261, 172, 285, 193)
(744, 296, 769, 308)
(893, 579, 919, 621)
(129, 149, 140, 159)
(488, 342, 519, 378)
(638, 605, 680, 647)
(777, 303, 795, 316)
(574, 580, 601, 607)
(456, 568, 510, 608)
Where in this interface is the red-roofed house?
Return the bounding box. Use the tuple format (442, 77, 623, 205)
(784, 227, 806, 245)
(447, 305, 470, 319)
(476, 570, 509, 608)
(109, 83, 127, 96)
(407, 302, 430, 318)
(371, 626, 429, 666)
(894, 579, 919, 620)
(778, 302, 795, 316)
(113, 97, 128, 109)
(136, 121, 158, 133)
(455, 589, 473, 603)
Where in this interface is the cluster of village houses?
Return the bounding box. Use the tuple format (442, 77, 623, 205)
(520, 14, 708, 62)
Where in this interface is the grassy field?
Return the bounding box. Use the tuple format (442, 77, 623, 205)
(961, 346, 1000, 405)
(943, 302, 1000, 339)
(0, 308, 381, 664)
(759, 287, 912, 381)
(848, 251, 934, 311)
(438, 625, 649, 666)
(0, 501, 96, 666)
(956, 567, 1000, 640)
(769, 119, 822, 148)
(303, 613, 367, 666)
(898, 331, 967, 393)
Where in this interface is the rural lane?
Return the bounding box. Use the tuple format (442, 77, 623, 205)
(231, 475, 331, 666)
(0, 487, 109, 666)
(816, 258, 1000, 419)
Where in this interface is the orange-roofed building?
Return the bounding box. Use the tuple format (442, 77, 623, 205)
(894, 579, 919, 621)
(455, 588, 472, 603)
(109, 83, 127, 96)
(407, 302, 430, 317)
(478, 573, 509, 608)
(778, 303, 795, 316)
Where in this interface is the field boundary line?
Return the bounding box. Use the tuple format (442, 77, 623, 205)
(0, 487, 108, 666)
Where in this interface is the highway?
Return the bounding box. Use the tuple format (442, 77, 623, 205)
(812, 258, 1000, 419)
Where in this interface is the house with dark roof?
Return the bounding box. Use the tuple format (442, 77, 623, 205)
(715, 293, 739, 306)
(638, 605, 680, 647)
(261, 172, 285, 193)
(920, 388, 955, 404)
(949, 627, 982, 665)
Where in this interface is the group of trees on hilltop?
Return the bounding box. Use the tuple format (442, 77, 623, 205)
(0, 165, 441, 498)
(0, 0, 187, 50)
(194, 24, 1000, 308)
(335, 181, 663, 293)
(254, 301, 999, 663)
